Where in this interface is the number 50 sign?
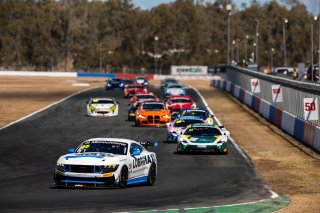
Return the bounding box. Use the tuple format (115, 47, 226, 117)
(303, 98, 319, 121)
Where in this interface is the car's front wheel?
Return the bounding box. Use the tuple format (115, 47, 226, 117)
(119, 166, 128, 189)
(146, 163, 156, 186)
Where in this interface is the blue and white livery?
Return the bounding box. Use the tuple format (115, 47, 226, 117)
(54, 138, 157, 188)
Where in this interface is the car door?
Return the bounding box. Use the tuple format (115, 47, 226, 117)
(128, 143, 147, 179)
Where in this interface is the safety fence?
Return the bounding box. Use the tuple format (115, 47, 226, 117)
(211, 78, 320, 152)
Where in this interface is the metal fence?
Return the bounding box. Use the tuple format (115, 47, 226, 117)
(223, 66, 320, 126)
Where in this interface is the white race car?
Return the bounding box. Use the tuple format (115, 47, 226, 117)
(87, 98, 119, 117)
(54, 138, 157, 188)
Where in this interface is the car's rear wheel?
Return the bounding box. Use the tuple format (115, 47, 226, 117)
(119, 166, 128, 189)
(146, 163, 156, 186)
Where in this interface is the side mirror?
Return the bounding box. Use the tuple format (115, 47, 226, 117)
(166, 122, 171, 128)
(132, 150, 141, 156)
(68, 148, 75, 153)
(225, 131, 230, 137)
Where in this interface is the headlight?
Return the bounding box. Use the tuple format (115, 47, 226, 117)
(100, 164, 119, 173)
(163, 114, 170, 119)
(89, 105, 96, 111)
(120, 83, 124, 87)
(107, 83, 111, 86)
(109, 105, 117, 111)
(138, 114, 146, 119)
(56, 163, 65, 172)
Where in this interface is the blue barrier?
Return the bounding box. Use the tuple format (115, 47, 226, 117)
(293, 118, 305, 141)
(77, 72, 116, 78)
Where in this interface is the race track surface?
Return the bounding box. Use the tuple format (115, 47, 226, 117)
(0, 86, 271, 212)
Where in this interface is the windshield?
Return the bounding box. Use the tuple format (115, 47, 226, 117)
(182, 111, 207, 117)
(168, 85, 182, 88)
(112, 79, 122, 83)
(174, 119, 204, 127)
(76, 141, 128, 155)
(184, 127, 221, 136)
(124, 79, 134, 84)
(171, 98, 192, 103)
(142, 103, 165, 110)
(128, 85, 144, 89)
(137, 95, 155, 99)
(91, 99, 114, 104)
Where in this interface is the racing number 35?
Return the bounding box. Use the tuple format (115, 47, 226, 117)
(305, 102, 316, 111)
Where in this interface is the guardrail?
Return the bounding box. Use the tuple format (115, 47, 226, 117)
(211, 65, 320, 152)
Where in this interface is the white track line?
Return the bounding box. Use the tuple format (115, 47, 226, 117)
(0, 86, 100, 131)
(189, 85, 279, 199)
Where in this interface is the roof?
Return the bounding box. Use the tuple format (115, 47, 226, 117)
(91, 97, 115, 101)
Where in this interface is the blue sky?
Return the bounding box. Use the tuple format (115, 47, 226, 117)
(132, 0, 317, 13)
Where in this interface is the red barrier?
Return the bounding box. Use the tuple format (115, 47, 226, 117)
(303, 122, 315, 146)
(116, 73, 154, 80)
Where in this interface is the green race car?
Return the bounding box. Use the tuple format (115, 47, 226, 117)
(177, 123, 229, 154)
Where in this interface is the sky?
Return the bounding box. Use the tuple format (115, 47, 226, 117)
(132, 0, 318, 14)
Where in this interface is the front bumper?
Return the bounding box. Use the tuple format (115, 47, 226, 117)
(88, 109, 117, 117)
(136, 116, 170, 127)
(177, 142, 227, 153)
(54, 171, 117, 188)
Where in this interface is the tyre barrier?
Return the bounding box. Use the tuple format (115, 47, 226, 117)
(211, 79, 320, 153)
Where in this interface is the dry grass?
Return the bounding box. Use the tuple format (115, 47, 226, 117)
(0, 76, 104, 127)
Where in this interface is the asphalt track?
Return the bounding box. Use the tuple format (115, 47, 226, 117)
(0, 85, 271, 212)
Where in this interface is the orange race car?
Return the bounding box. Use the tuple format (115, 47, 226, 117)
(135, 102, 171, 127)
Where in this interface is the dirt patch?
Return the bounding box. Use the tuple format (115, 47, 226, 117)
(179, 80, 320, 212)
(0, 76, 105, 127)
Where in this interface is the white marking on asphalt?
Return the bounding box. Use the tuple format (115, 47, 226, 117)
(0, 86, 101, 131)
(188, 85, 279, 199)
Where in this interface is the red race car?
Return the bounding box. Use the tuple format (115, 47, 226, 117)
(124, 84, 147, 98)
(165, 95, 196, 114)
(129, 92, 159, 106)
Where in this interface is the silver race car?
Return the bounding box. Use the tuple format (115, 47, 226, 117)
(87, 98, 119, 117)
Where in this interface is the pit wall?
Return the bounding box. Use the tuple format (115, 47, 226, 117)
(211, 79, 320, 152)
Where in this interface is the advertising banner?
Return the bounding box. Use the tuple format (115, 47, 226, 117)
(271, 85, 283, 103)
(250, 78, 260, 93)
(303, 98, 319, 121)
(171, 66, 208, 75)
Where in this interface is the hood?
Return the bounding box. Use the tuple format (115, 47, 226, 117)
(58, 152, 124, 165)
(185, 135, 220, 143)
(90, 103, 115, 109)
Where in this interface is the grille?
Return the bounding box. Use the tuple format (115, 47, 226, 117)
(154, 116, 160, 123)
(147, 116, 153, 123)
(65, 165, 101, 173)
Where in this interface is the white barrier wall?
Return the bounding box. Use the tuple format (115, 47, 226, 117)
(0, 71, 77, 77)
(153, 75, 221, 80)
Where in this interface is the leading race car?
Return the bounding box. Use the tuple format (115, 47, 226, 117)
(106, 78, 124, 90)
(135, 102, 171, 127)
(54, 138, 157, 188)
(166, 116, 205, 142)
(177, 108, 215, 125)
(87, 98, 119, 117)
(177, 123, 229, 154)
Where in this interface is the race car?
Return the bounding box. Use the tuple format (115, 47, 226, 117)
(164, 83, 186, 97)
(123, 79, 135, 87)
(177, 123, 228, 154)
(136, 76, 149, 87)
(106, 78, 124, 90)
(124, 84, 147, 98)
(135, 102, 171, 127)
(165, 95, 196, 115)
(166, 116, 205, 142)
(161, 78, 178, 89)
(127, 100, 155, 121)
(54, 138, 157, 188)
(178, 108, 215, 125)
(87, 98, 119, 117)
(129, 92, 159, 106)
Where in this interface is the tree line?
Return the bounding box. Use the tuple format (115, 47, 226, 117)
(0, 0, 316, 73)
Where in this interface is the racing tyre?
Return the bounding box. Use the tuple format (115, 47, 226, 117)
(134, 120, 140, 127)
(146, 163, 157, 186)
(119, 166, 128, 189)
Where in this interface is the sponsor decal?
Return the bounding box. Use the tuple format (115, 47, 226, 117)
(132, 154, 155, 169)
